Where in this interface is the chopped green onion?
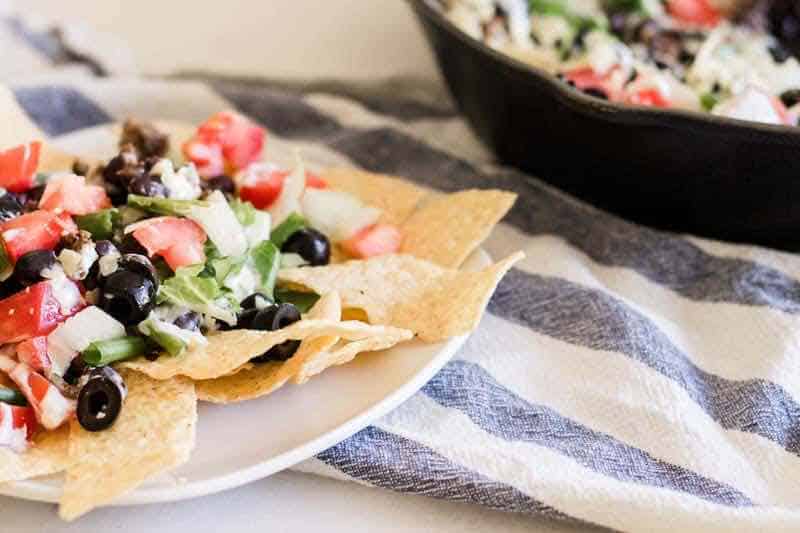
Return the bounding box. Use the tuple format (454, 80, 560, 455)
(0, 387, 27, 406)
(270, 213, 306, 248)
(275, 287, 320, 313)
(34, 172, 50, 186)
(139, 320, 187, 357)
(700, 92, 719, 112)
(75, 208, 120, 240)
(251, 240, 281, 299)
(127, 195, 208, 216)
(0, 242, 12, 282)
(147, 329, 186, 357)
(82, 336, 148, 366)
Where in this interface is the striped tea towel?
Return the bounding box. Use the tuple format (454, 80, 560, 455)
(6, 15, 800, 533)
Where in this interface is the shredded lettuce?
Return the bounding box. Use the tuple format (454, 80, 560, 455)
(250, 240, 281, 299)
(75, 208, 120, 240)
(230, 198, 257, 226)
(127, 195, 208, 216)
(157, 266, 238, 325)
(188, 191, 248, 258)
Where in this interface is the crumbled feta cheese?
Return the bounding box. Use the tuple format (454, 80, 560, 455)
(98, 252, 121, 277)
(151, 158, 202, 200)
(281, 253, 308, 269)
(58, 242, 98, 280)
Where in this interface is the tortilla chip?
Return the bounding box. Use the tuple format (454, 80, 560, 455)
(195, 292, 342, 403)
(293, 334, 411, 384)
(121, 319, 412, 381)
(195, 292, 411, 403)
(0, 425, 71, 484)
(400, 189, 516, 269)
(322, 168, 428, 226)
(59, 370, 197, 521)
(278, 252, 524, 342)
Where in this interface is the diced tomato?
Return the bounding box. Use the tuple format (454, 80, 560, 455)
(563, 67, 621, 101)
(38, 174, 111, 215)
(16, 337, 50, 373)
(306, 172, 328, 189)
(183, 138, 225, 178)
(771, 97, 797, 126)
(627, 89, 672, 108)
(0, 402, 37, 451)
(6, 360, 74, 430)
(0, 210, 77, 262)
(131, 216, 207, 270)
(0, 280, 83, 344)
(239, 166, 328, 209)
(667, 0, 720, 27)
(0, 142, 41, 193)
(341, 223, 402, 259)
(183, 111, 265, 176)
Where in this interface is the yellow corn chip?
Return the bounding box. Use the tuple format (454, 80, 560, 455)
(195, 293, 412, 403)
(400, 189, 516, 269)
(59, 370, 197, 521)
(195, 292, 342, 403)
(322, 168, 429, 226)
(0, 425, 71, 484)
(121, 319, 412, 381)
(293, 334, 411, 384)
(279, 252, 524, 342)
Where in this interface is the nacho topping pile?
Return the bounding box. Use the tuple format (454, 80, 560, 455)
(0, 111, 522, 520)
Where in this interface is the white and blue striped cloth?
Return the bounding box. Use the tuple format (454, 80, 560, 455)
(6, 15, 800, 532)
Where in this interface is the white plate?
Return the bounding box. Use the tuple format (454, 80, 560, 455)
(0, 126, 487, 505)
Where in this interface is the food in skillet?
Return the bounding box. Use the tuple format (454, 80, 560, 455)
(0, 109, 522, 520)
(441, 0, 800, 125)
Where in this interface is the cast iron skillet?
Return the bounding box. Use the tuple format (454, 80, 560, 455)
(410, 0, 800, 250)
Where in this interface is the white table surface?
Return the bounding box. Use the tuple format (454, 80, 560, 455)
(4, 1, 586, 531)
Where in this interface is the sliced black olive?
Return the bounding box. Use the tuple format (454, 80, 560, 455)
(118, 254, 159, 289)
(0, 194, 23, 222)
(281, 228, 331, 266)
(203, 175, 236, 195)
(13, 250, 56, 287)
(22, 185, 45, 211)
(249, 303, 302, 363)
(77, 366, 127, 432)
(236, 308, 259, 330)
(128, 175, 168, 198)
(240, 292, 273, 311)
(582, 88, 608, 100)
(173, 311, 202, 332)
(95, 240, 119, 257)
(100, 270, 156, 325)
(117, 233, 150, 256)
(0, 279, 22, 300)
(63, 356, 89, 386)
(780, 89, 800, 108)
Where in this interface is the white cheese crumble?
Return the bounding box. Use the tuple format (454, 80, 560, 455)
(58, 242, 98, 280)
(150, 159, 202, 200)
